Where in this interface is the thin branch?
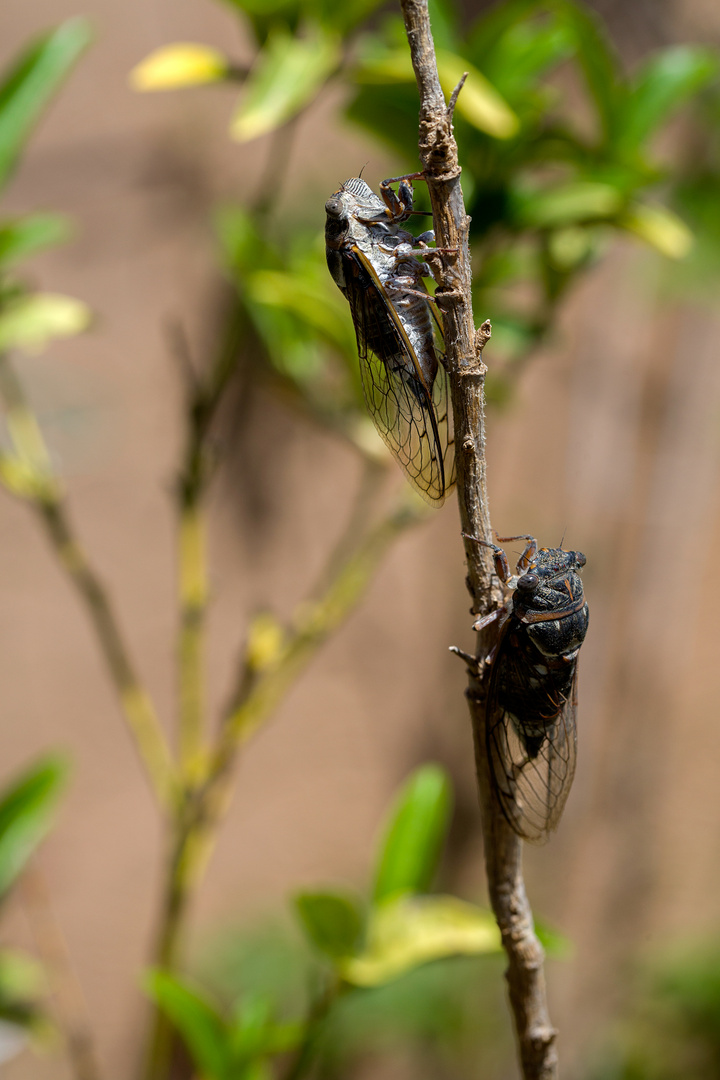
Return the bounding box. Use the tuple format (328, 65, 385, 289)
(0, 355, 176, 808)
(398, 2, 559, 1077)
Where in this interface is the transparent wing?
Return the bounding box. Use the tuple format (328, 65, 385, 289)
(486, 633, 578, 844)
(344, 247, 454, 506)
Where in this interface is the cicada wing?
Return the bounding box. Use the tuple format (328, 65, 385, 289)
(344, 246, 453, 507)
(429, 308, 456, 498)
(486, 636, 578, 844)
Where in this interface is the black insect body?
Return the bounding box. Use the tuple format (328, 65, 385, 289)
(473, 536, 589, 843)
(325, 174, 455, 506)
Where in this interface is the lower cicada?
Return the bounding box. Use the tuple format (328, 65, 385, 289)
(471, 535, 589, 843)
(325, 173, 455, 506)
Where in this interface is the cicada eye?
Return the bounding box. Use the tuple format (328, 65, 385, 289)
(325, 197, 344, 218)
(516, 573, 539, 594)
(575, 552, 586, 568)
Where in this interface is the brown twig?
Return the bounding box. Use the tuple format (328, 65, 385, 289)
(398, 2, 559, 1077)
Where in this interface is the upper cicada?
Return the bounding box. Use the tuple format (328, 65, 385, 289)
(325, 174, 455, 506)
(472, 535, 589, 843)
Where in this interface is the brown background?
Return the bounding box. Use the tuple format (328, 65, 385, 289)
(1, 0, 720, 1077)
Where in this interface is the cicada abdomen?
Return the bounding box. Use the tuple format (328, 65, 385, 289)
(325, 175, 455, 507)
(472, 535, 589, 843)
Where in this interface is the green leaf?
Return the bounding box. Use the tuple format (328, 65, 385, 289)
(340, 894, 501, 987)
(0, 214, 71, 268)
(294, 891, 364, 960)
(510, 180, 623, 228)
(0, 293, 91, 353)
(372, 764, 451, 904)
(619, 46, 719, 150)
(0, 18, 91, 191)
(355, 47, 518, 139)
(230, 24, 340, 142)
(617, 201, 693, 259)
(129, 43, 230, 91)
(436, 50, 519, 138)
(144, 970, 229, 1080)
(229, 994, 303, 1064)
(556, 0, 622, 139)
(0, 758, 66, 901)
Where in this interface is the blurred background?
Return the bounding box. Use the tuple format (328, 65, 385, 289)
(1, 0, 720, 1078)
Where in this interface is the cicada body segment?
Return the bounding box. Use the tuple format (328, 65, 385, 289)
(325, 176, 455, 506)
(480, 541, 589, 843)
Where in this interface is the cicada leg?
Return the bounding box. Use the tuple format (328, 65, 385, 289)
(463, 534, 512, 582)
(495, 534, 538, 573)
(378, 172, 426, 222)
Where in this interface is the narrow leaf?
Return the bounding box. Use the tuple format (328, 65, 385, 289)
(436, 50, 519, 138)
(0, 293, 91, 353)
(129, 44, 230, 91)
(0, 19, 91, 190)
(372, 765, 451, 904)
(510, 180, 623, 228)
(618, 202, 693, 259)
(0, 758, 66, 901)
(0, 214, 71, 268)
(294, 891, 364, 961)
(341, 894, 501, 987)
(230, 25, 339, 143)
(619, 46, 719, 150)
(556, 0, 622, 139)
(144, 970, 229, 1080)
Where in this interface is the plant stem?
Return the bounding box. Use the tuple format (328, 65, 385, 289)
(398, 2, 559, 1077)
(0, 355, 176, 808)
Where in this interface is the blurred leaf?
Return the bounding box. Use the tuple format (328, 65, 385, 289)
(510, 180, 623, 228)
(0, 18, 91, 191)
(436, 50, 519, 138)
(426, 0, 460, 53)
(619, 201, 693, 259)
(0, 758, 66, 902)
(556, 0, 622, 139)
(229, 994, 303, 1062)
(341, 895, 501, 987)
(294, 892, 364, 961)
(618, 46, 719, 151)
(0, 214, 71, 268)
(129, 43, 230, 91)
(145, 970, 229, 1080)
(372, 764, 451, 904)
(0, 293, 91, 353)
(246, 269, 351, 350)
(230, 24, 339, 142)
(356, 46, 518, 138)
(534, 919, 573, 959)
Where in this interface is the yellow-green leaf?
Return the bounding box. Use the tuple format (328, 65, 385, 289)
(355, 47, 517, 139)
(230, 25, 340, 143)
(0, 293, 90, 353)
(436, 50, 518, 138)
(340, 894, 500, 987)
(129, 44, 229, 92)
(619, 202, 693, 259)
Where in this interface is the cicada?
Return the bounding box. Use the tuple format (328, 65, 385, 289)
(472, 535, 589, 843)
(325, 174, 455, 506)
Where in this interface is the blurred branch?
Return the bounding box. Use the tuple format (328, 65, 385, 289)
(399, 2, 558, 1078)
(0, 354, 176, 808)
